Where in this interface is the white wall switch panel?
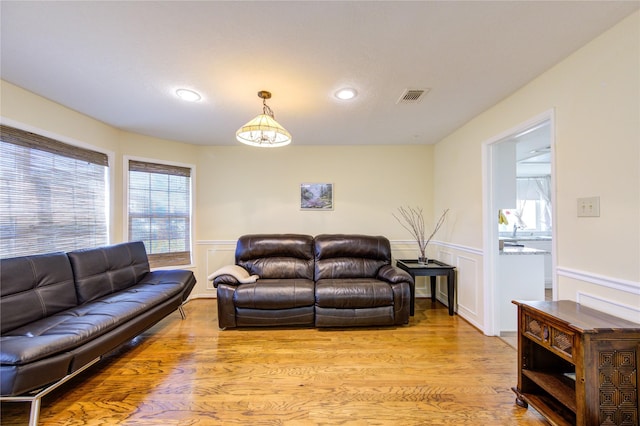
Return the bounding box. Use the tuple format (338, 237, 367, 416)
(577, 196, 600, 217)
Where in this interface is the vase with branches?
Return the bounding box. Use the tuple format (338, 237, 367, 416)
(393, 207, 449, 264)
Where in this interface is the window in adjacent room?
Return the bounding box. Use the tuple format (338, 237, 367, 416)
(127, 159, 193, 268)
(0, 124, 109, 258)
(499, 176, 552, 234)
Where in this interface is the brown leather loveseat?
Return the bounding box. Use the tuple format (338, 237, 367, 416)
(212, 234, 412, 329)
(0, 241, 196, 425)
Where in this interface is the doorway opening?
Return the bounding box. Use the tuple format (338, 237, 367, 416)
(482, 110, 556, 338)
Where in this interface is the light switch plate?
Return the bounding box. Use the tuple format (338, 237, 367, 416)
(577, 196, 600, 217)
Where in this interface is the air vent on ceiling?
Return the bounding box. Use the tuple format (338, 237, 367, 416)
(397, 88, 430, 104)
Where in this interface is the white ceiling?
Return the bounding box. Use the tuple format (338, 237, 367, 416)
(1, 1, 637, 147)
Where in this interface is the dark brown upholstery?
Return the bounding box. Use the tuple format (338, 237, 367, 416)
(215, 234, 315, 328)
(0, 252, 78, 397)
(68, 242, 150, 303)
(213, 234, 412, 329)
(313, 234, 410, 327)
(0, 252, 76, 334)
(0, 242, 196, 398)
(236, 233, 315, 280)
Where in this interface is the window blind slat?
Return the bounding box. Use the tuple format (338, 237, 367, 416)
(148, 252, 191, 268)
(129, 159, 190, 177)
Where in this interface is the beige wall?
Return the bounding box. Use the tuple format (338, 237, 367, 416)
(196, 145, 432, 239)
(0, 82, 119, 151)
(434, 11, 640, 328)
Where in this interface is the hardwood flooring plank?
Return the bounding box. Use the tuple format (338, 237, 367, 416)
(1, 299, 546, 425)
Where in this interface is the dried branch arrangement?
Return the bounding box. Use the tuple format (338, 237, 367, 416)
(393, 207, 449, 259)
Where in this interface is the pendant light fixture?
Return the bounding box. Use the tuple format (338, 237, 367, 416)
(236, 91, 292, 147)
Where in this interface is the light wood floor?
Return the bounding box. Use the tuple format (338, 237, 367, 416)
(1, 299, 547, 425)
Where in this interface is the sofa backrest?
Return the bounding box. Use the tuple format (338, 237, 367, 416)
(0, 252, 78, 333)
(314, 234, 391, 280)
(68, 241, 150, 304)
(236, 234, 314, 280)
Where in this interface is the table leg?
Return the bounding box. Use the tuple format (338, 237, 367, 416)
(430, 276, 436, 302)
(447, 269, 455, 316)
(409, 274, 415, 316)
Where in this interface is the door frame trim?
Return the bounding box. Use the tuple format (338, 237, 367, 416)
(481, 109, 557, 336)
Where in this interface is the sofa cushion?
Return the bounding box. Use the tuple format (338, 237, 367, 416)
(234, 279, 315, 310)
(314, 234, 391, 280)
(315, 279, 394, 309)
(236, 234, 314, 280)
(0, 252, 78, 334)
(68, 241, 150, 304)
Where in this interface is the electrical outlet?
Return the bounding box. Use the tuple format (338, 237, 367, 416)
(577, 196, 600, 217)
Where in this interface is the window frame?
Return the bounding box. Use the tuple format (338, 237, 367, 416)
(123, 155, 195, 269)
(0, 120, 113, 258)
(498, 176, 552, 235)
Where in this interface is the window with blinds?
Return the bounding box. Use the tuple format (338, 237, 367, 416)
(0, 124, 109, 259)
(128, 159, 192, 268)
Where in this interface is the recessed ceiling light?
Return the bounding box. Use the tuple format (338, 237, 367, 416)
(335, 88, 357, 100)
(176, 89, 201, 102)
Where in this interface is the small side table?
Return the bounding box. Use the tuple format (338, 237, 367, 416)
(396, 259, 456, 316)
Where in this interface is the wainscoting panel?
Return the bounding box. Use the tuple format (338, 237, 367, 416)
(577, 292, 640, 323)
(435, 249, 454, 302)
(455, 255, 480, 318)
(193, 240, 236, 298)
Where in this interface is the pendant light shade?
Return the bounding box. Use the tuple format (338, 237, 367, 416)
(236, 91, 292, 147)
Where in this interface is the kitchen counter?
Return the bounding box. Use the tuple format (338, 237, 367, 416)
(498, 250, 545, 332)
(500, 235, 551, 242)
(500, 246, 548, 255)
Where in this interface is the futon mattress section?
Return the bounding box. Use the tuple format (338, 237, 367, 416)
(0, 279, 184, 366)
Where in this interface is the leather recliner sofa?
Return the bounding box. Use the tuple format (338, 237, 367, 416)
(0, 241, 196, 425)
(212, 234, 412, 329)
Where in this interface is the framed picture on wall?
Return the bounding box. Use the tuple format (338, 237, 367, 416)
(300, 183, 333, 210)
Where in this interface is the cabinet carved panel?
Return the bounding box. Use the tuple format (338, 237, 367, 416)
(598, 349, 637, 426)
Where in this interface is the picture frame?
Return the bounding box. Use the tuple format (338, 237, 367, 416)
(300, 183, 333, 210)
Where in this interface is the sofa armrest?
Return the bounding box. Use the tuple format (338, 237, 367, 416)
(212, 274, 240, 287)
(209, 264, 258, 288)
(376, 264, 414, 285)
(139, 269, 196, 302)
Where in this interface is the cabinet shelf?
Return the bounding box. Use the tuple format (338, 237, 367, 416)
(522, 369, 576, 413)
(516, 392, 575, 426)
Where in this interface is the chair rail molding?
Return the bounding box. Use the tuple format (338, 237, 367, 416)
(557, 266, 640, 295)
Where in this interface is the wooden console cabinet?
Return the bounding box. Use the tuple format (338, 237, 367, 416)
(512, 300, 640, 425)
